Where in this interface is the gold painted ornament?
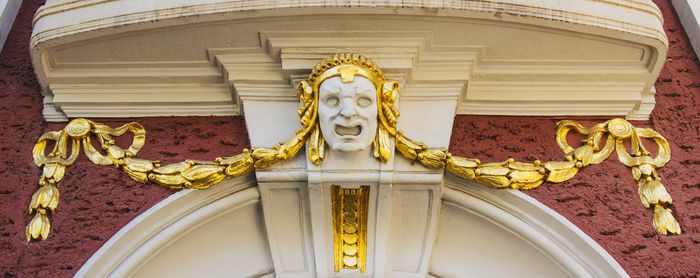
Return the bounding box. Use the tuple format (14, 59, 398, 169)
(331, 186, 369, 272)
(26, 53, 681, 256)
(27, 119, 255, 241)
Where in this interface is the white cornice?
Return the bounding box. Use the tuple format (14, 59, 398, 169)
(31, 1, 666, 48)
(30, 0, 667, 120)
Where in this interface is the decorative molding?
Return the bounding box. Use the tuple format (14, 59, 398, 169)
(31, 1, 666, 48)
(50, 83, 236, 118)
(331, 185, 370, 273)
(31, 0, 667, 121)
(460, 81, 651, 118)
(40, 62, 235, 121)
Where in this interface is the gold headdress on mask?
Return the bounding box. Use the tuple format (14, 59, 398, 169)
(299, 53, 400, 164)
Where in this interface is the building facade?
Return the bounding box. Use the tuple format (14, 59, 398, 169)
(1, 0, 699, 277)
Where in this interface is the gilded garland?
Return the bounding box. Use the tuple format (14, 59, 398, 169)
(26, 53, 681, 245)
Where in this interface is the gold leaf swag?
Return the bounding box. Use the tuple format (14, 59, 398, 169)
(24, 52, 680, 241)
(26, 115, 681, 241)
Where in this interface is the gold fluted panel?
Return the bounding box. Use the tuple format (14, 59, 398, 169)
(331, 185, 369, 272)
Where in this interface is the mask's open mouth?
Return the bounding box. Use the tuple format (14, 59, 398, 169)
(335, 124, 362, 136)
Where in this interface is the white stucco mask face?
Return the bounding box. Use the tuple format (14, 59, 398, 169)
(318, 76, 378, 152)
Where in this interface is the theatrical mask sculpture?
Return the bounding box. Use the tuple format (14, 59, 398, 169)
(301, 55, 400, 164)
(318, 76, 377, 152)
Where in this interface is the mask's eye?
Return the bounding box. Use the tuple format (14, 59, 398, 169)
(357, 96, 372, 107)
(325, 96, 339, 107)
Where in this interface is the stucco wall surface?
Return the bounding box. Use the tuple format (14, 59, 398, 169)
(0, 0, 698, 277)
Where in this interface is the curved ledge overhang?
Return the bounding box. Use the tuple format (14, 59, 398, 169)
(434, 175, 626, 277)
(31, 0, 668, 121)
(32, 1, 666, 48)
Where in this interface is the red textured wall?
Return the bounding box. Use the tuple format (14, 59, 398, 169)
(0, 0, 698, 277)
(0, 2, 250, 277)
(449, 1, 700, 276)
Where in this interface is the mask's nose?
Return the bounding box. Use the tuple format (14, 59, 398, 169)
(339, 98, 357, 118)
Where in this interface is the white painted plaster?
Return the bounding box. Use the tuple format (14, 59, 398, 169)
(0, 0, 20, 52)
(673, 0, 700, 58)
(31, 0, 667, 120)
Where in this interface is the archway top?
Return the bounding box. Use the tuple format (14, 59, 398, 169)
(75, 174, 627, 277)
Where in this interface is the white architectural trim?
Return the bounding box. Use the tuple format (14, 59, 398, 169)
(672, 0, 700, 58)
(31, 0, 667, 121)
(437, 175, 627, 278)
(0, 0, 21, 52)
(75, 174, 261, 277)
(31, 1, 666, 47)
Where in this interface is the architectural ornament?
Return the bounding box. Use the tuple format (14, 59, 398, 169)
(26, 54, 680, 265)
(331, 185, 370, 272)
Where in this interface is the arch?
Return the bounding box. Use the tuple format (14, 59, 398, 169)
(430, 176, 626, 277)
(77, 174, 625, 277)
(76, 175, 274, 278)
